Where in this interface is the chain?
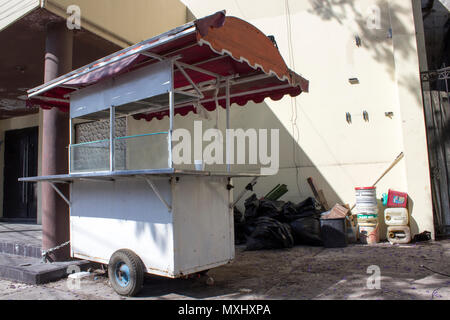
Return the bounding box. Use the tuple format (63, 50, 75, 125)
(41, 241, 70, 263)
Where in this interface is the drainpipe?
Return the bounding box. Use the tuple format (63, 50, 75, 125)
(41, 22, 72, 261)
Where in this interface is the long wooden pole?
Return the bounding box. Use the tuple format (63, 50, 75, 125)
(372, 152, 404, 187)
(351, 152, 405, 211)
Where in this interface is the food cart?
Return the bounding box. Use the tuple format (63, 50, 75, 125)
(20, 11, 308, 296)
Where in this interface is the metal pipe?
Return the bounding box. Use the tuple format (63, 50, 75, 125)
(49, 183, 71, 207)
(69, 117, 73, 173)
(144, 178, 172, 212)
(226, 78, 231, 172)
(174, 61, 204, 98)
(110, 106, 115, 172)
(176, 61, 222, 79)
(176, 84, 294, 109)
(231, 177, 259, 209)
(168, 62, 175, 168)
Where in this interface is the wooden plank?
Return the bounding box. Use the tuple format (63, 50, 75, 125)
(307, 177, 320, 198)
(317, 190, 330, 211)
(307, 177, 329, 210)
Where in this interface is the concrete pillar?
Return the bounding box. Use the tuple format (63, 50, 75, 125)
(391, 0, 435, 239)
(42, 22, 73, 261)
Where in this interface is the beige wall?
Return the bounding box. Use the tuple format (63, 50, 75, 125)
(0, 113, 41, 220)
(46, 0, 188, 47)
(149, 0, 433, 239)
(0, 1, 189, 224)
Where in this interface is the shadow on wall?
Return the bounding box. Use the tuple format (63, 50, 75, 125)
(161, 98, 345, 211)
(308, 0, 413, 70)
(227, 101, 344, 210)
(307, 0, 423, 106)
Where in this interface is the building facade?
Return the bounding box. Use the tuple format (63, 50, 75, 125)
(1, 0, 448, 242)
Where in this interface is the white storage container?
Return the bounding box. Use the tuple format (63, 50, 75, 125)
(355, 187, 378, 215)
(387, 226, 411, 244)
(355, 187, 377, 205)
(356, 206, 379, 215)
(384, 208, 409, 226)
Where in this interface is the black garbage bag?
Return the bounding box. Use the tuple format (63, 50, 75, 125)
(244, 194, 260, 220)
(234, 222, 247, 245)
(281, 201, 298, 220)
(277, 199, 320, 223)
(294, 197, 318, 214)
(233, 206, 243, 222)
(245, 217, 294, 251)
(257, 199, 284, 219)
(289, 216, 323, 246)
(244, 194, 284, 221)
(233, 207, 247, 245)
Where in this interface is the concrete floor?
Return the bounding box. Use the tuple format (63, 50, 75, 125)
(0, 240, 449, 300)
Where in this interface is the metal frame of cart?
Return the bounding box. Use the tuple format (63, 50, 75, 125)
(21, 11, 309, 296)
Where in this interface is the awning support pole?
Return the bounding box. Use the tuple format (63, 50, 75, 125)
(175, 84, 294, 110)
(174, 61, 204, 98)
(176, 61, 222, 79)
(49, 182, 71, 207)
(168, 62, 174, 168)
(69, 117, 73, 173)
(143, 178, 172, 212)
(226, 78, 231, 173)
(110, 106, 115, 172)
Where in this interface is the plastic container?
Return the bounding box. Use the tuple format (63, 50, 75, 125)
(355, 187, 377, 206)
(358, 223, 380, 245)
(385, 189, 408, 208)
(320, 218, 347, 248)
(357, 214, 378, 224)
(355, 206, 379, 215)
(384, 208, 409, 226)
(355, 187, 378, 216)
(387, 226, 411, 244)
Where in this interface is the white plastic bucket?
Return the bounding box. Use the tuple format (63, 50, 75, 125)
(355, 187, 377, 205)
(358, 223, 379, 245)
(384, 208, 409, 226)
(355, 187, 377, 216)
(387, 226, 411, 244)
(355, 205, 379, 215)
(357, 214, 378, 224)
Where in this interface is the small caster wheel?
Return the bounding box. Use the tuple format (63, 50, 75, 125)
(108, 249, 144, 297)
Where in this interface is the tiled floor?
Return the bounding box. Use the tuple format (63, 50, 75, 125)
(0, 223, 42, 247)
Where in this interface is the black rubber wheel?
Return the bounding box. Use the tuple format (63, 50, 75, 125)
(108, 249, 144, 297)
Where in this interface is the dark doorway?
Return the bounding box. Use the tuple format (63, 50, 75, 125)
(2, 127, 38, 222)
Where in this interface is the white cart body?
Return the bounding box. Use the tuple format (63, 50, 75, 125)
(70, 175, 233, 277)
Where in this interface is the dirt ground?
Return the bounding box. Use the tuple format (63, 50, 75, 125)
(0, 240, 449, 300)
